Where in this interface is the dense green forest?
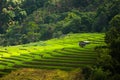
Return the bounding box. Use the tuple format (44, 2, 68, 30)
(0, 0, 120, 80)
(0, 0, 119, 45)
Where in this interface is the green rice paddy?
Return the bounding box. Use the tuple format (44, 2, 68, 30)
(0, 33, 105, 77)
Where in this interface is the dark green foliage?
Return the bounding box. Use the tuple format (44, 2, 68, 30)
(0, 0, 27, 33)
(110, 74, 120, 80)
(91, 14, 120, 79)
(105, 15, 120, 56)
(93, 0, 120, 32)
(62, 17, 82, 33)
(90, 68, 107, 80)
(22, 0, 47, 14)
(0, 0, 119, 46)
(0, 0, 96, 45)
(82, 66, 93, 80)
(95, 14, 120, 79)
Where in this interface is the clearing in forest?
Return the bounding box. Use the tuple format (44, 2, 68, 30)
(0, 33, 105, 77)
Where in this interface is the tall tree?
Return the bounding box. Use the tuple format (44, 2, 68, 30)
(105, 14, 120, 74)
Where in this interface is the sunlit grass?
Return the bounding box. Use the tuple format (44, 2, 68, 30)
(0, 33, 105, 60)
(0, 33, 105, 77)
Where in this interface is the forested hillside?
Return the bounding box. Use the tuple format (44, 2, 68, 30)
(0, 0, 119, 46)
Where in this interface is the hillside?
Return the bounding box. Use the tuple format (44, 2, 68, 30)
(1, 0, 119, 46)
(0, 0, 120, 79)
(0, 33, 105, 79)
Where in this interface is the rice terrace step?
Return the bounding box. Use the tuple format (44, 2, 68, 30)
(0, 33, 105, 77)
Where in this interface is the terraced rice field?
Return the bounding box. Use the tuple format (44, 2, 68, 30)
(0, 33, 105, 77)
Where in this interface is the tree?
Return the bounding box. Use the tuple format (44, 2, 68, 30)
(22, 0, 47, 15)
(0, 0, 8, 33)
(90, 68, 107, 80)
(0, 0, 27, 33)
(105, 14, 120, 44)
(93, 0, 120, 32)
(105, 14, 120, 74)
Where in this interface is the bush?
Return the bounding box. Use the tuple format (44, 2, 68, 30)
(89, 68, 107, 80)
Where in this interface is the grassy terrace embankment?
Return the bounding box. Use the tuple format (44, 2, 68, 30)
(0, 33, 105, 77)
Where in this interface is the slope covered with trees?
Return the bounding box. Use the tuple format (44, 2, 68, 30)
(0, 0, 119, 46)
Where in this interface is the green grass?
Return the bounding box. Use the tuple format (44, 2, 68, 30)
(0, 33, 105, 77)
